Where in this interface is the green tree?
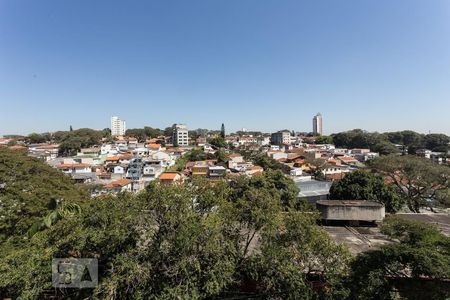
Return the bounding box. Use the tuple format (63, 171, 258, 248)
(144, 126, 163, 138)
(332, 129, 396, 154)
(315, 135, 333, 144)
(369, 155, 450, 212)
(373, 141, 400, 155)
(0, 154, 350, 299)
(208, 136, 227, 149)
(221, 123, 225, 139)
(384, 131, 424, 154)
(56, 128, 104, 155)
(27, 133, 46, 144)
(305, 158, 327, 180)
(164, 125, 174, 137)
(125, 128, 147, 141)
(253, 154, 291, 174)
(329, 170, 402, 212)
(423, 133, 449, 152)
(348, 216, 450, 300)
(0, 148, 87, 242)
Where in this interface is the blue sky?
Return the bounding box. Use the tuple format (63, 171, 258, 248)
(1, 0, 449, 135)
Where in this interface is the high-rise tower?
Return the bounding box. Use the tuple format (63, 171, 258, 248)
(313, 113, 323, 135)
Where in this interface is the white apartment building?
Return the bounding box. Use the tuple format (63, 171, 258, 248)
(111, 116, 126, 136)
(271, 130, 291, 145)
(173, 124, 189, 146)
(313, 113, 323, 135)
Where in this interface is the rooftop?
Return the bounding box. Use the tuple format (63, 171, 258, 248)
(317, 200, 384, 207)
(395, 213, 450, 236)
(159, 173, 179, 180)
(104, 178, 132, 188)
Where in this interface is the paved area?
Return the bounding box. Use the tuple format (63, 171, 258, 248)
(322, 225, 392, 255)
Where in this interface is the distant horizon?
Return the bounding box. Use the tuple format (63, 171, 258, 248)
(1, 1, 450, 135)
(1, 119, 449, 137)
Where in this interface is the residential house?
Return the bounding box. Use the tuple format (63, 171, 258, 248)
(126, 157, 143, 180)
(246, 165, 264, 176)
(208, 166, 227, 178)
(338, 156, 359, 166)
(58, 163, 92, 174)
(78, 147, 100, 157)
(416, 149, 432, 159)
(28, 144, 60, 161)
(159, 172, 182, 185)
(192, 162, 209, 177)
(148, 143, 163, 151)
(104, 178, 133, 193)
(322, 164, 349, 181)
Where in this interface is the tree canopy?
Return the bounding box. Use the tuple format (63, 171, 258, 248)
(331, 129, 449, 155)
(125, 127, 164, 141)
(252, 154, 292, 175)
(329, 170, 402, 212)
(368, 155, 450, 212)
(348, 216, 450, 299)
(1, 149, 448, 299)
(208, 136, 227, 149)
(54, 128, 110, 155)
(314, 135, 333, 144)
(0, 152, 350, 299)
(0, 148, 87, 242)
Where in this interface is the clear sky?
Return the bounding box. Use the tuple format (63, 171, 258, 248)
(1, 0, 449, 135)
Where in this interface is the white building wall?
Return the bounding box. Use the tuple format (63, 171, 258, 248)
(111, 116, 126, 136)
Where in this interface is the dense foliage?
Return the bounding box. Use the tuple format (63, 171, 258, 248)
(125, 126, 164, 141)
(329, 170, 402, 212)
(1, 149, 448, 299)
(348, 216, 450, 299)
(208, 136, 227, 148)
(331, 129, 449, 154)
(369, 155, 450, 212)
(0, 155, 349, 299)
(253, 154, 292, 174)
(314, 135, 333, 144)
(0, 148, 87, 242)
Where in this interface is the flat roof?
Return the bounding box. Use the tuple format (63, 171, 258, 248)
(395, 213, 450, 236)
(317, 200, 383, 207)
(322, 226, 392, 255)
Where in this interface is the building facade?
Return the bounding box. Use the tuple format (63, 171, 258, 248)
(111, 116, 126, 136)
(173, 124, 189, 146)
(271, 130, 291, 145)
(313, 113, 323, 135)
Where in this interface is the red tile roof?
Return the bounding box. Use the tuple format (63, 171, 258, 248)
(106, 156, 121, 161)
(58, 163, 91, 168)
(104, 178, 132, 188)
(159, 173, 179, 180)
(148, 143, 161, 149)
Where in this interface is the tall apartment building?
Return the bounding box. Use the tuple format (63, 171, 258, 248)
(313, 113, 323, 136)
(271, 130, 291, 145)
(173, 124, 189, 146)
(111, 116, 126, 136)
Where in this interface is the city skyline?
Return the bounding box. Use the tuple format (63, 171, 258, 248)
(1, 113, 449, 136)
(1, 0, 450, 135)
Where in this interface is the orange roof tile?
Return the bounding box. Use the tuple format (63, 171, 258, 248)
(58, 163, 91, 168)
(104, 178, 132, 188)
(340, 156, 357, 161)
(148, 143, 161, 149)
(159, 173, 179, 180)
(106, 156, 121, 161)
